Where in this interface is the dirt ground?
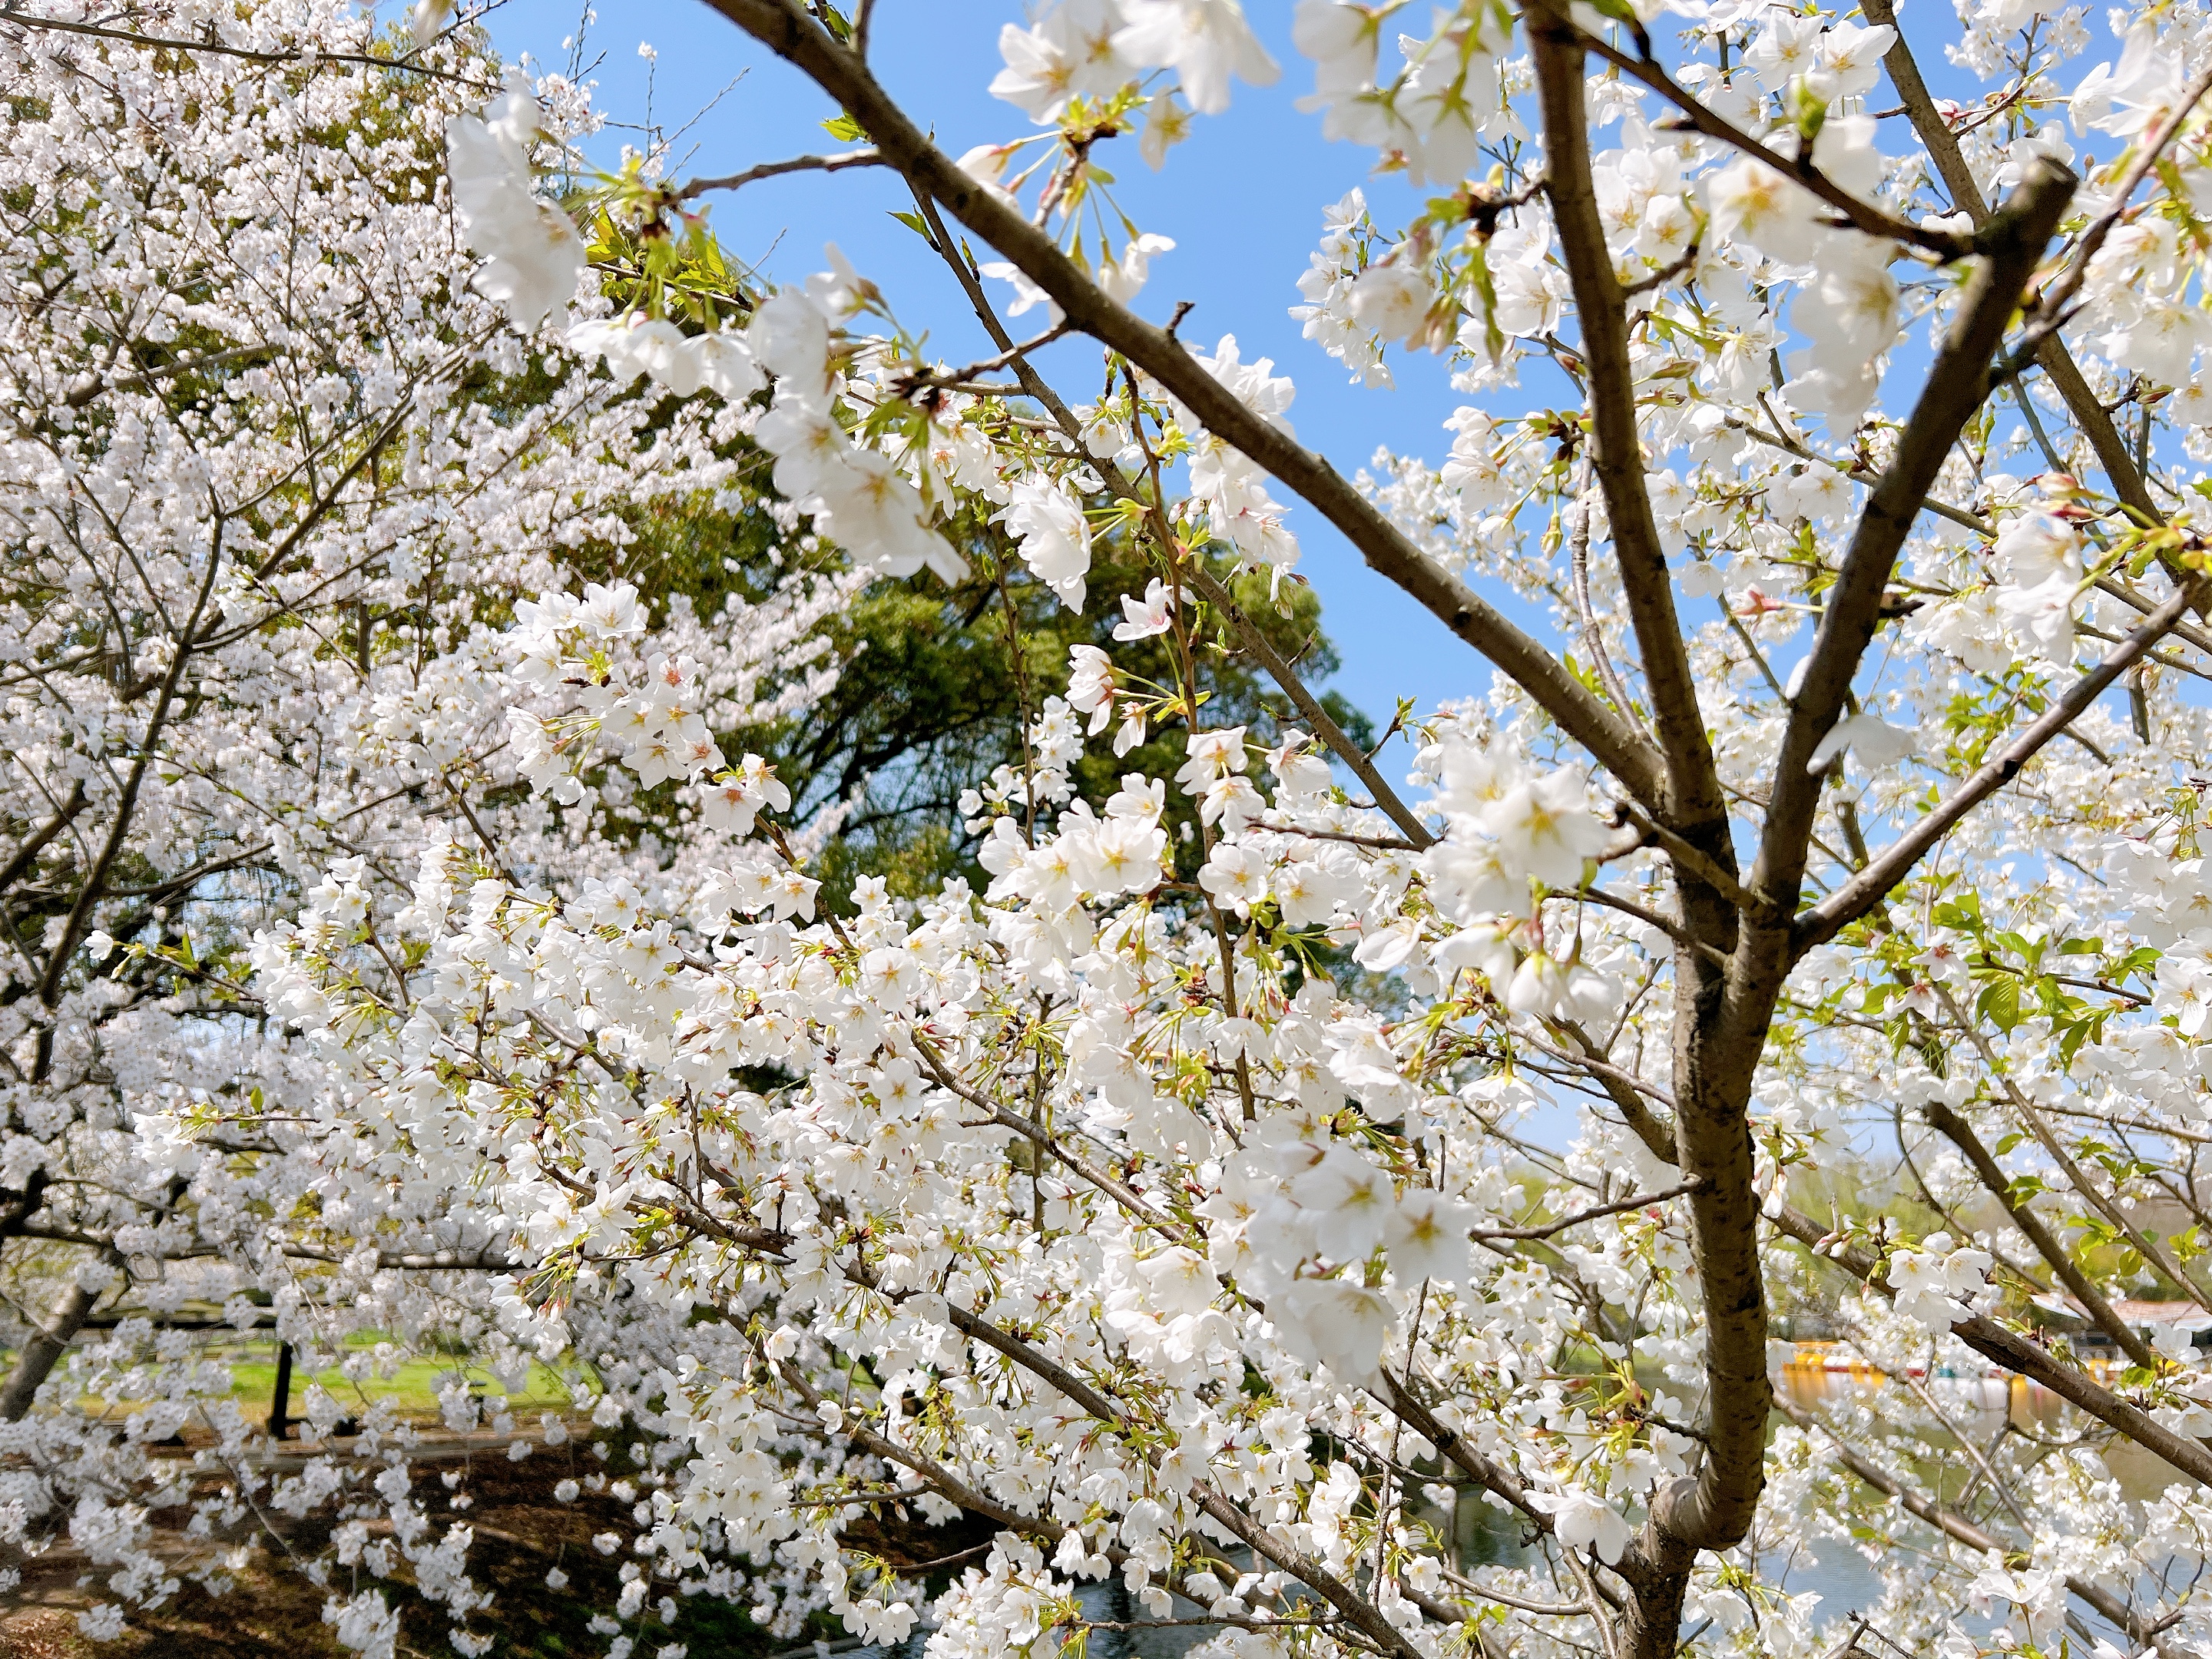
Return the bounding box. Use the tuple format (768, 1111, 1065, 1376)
(1, 1423, 986, 1659)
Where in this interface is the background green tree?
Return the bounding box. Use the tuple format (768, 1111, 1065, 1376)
(596, 436, 1375, 909)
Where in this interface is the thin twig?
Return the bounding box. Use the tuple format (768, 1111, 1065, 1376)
(0, 6, 495, 88)
(678, 147, 885, 200)
(2005, 65, 2212, 373)
(1474, 1177, 1704, 1241)
(1798, 574, 2207, 950)
(889, 321, 1073, 401)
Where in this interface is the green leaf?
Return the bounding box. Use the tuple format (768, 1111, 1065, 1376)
(1579, 0, 1651, 46)
(1788, 76, 1829, 143)
(1976, 973, 2023, 1032)
(2056, 1016, 2097, 1068)
(1933, 892, 1983, 930)
(822, 111, 866, 141)
(888, 210, 929, 237)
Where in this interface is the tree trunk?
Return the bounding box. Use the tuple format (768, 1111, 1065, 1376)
(0, 1273, 103, 1421)
(267, 1340, 294, 1439)
(1622, 1564, 1693, 1659)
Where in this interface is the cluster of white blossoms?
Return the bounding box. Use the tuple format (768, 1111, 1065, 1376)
(0, 5, 873, 1653)
(1293, 0, 1515, 184)
(1886, 1233, 1999, 1333)
(445, 70, 591, 333)
(990, 0, 1277, 124)
(26, 0, 2212, 1657)
(502, 578, 833, 835)
(265, 629, 1697, 1652)
(998, 475, 1096, 609)
(449, 97, 972, 594)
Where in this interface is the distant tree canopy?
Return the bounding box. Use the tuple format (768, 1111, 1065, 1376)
(594, 438, 1373, 906)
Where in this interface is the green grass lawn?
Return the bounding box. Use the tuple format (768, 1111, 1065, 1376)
(0, 1326, 591, 1424)
(220, 1339, 580, 1421)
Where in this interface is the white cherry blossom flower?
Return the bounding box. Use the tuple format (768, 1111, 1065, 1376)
(1114, 0, 1280, 115)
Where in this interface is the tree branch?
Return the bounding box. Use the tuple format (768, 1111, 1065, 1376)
(1771, 1395, 2151, 1643)
(1613, 803, 1767, 921)
(1753, 160, 2076, 922)
(1373, 1368, 1548, 1527)
(1568, 23, 1972, 259)
(0, 5, 495, 88)
(1179, 565, 1433, 846)
(1936, 982, 2212, 1310)
(31, 520, 227, 1024)
(1857, 0, 2166, 527)
(700, 0, 1669, 811)
(912, 1036, 1196, 1244)
(1593, 1098, 2212, 1508)
(0, 778, 89, 896)
(1722, 415, 1990, 535)
(849, 1280, 1434, 1659)
(677, 147, 885, 200)
(1920, 1100, 2160, 1371)
(1472, 1177, 1704, 1241)
(2094, 575, 2212, 662)
(899, 183, 1436, 847)
(1529, 0, 1722, 831)
(1795, 573, 2205, 951)
(1766, 1203, 2212, 1489)
(2004, 64, 2212, 377)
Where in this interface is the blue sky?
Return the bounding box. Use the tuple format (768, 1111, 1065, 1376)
(475, 2, 2145, 749)
(482, 0, 1528, 733)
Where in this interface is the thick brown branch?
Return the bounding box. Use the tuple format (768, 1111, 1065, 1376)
(282, 1244, 523, 1272)
(700, 0, 1668, 811)
(1920, 1100, 2160, 1371)
(1753, 161, 2076, 924)
(1529, 0, 1722, 832)
(0, 1270, 109, 1420)
(1614, 803, 1766, 921)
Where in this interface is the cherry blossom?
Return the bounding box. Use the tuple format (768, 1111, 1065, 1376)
(23, 2, 2212, 1657)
